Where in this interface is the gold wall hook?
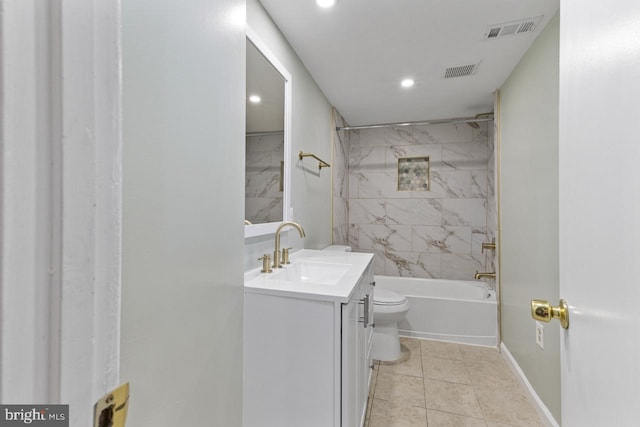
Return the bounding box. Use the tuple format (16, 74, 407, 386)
(531, 299, 569, 329)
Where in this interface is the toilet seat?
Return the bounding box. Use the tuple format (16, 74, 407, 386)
(373, 289, 407, 306)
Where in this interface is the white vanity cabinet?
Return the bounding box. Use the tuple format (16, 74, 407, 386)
(243, 251, 374, 427)
(340, 264, 374, 427)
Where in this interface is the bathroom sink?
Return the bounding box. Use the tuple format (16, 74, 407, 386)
(269, 261, 351, 285)
(244, 249, 374, 302)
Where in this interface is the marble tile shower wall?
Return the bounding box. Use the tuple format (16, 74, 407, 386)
(486, 119, 498, 280)
(245, 134, 284, 224)
(347, 123, 493, 281)
(333, 109, 350, 244)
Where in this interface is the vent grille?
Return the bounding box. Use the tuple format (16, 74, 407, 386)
(487, 27, 500, 38)
(444, 64, 478, 79)
(518, 20, 536, 33)
(484, 15, 543, 39)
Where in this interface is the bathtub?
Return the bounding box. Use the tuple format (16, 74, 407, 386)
(374, 276, 498, 347)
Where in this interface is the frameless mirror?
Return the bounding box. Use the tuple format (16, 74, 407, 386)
(245, 27, 292, 238)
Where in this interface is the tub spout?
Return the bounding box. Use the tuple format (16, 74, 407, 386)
(474, 271, 496, 280)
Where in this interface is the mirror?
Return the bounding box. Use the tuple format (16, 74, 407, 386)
(245, 27, 292, 238)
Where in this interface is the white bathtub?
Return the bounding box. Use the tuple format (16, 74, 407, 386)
(374, 276, 498, 347)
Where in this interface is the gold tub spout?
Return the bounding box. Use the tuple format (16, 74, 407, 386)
(474, 271, 496, 280)
(481, 242, 496, 252)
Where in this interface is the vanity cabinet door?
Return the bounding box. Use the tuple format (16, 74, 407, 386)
(365, 265, 375, 387)
(357, 264, 375, 426)
(342, 269, 373, 427)
(244, 293, 337, 427)
(341, 291, 359, 427)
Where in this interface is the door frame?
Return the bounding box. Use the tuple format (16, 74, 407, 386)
(0, 0, 122, 424)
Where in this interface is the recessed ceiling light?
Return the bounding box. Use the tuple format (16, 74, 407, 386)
(316, 0, 336, 8)
(401, 78, 415, 88)
(249, 95, 261, 103)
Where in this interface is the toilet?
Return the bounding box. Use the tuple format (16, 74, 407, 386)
(321, 245, 410, 362)
(371, 288, 410, 361)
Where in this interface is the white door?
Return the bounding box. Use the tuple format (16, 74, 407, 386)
(558, 0, 640, 425)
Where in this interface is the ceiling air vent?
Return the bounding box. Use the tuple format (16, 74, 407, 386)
(484, 15, 543, 39)
(444, 64, 478, 79)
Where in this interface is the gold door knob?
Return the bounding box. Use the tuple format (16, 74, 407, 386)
(531, 299, 569, 329)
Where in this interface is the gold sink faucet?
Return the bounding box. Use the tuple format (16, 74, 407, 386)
(474, 271, 496, 280)
(274, 221, 306, 269)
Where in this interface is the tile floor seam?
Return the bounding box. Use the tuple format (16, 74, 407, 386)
(466, 365, 490, 422)
(421, 354, 460, 361)
(426, 407, 487, 421)
(372, 397, 432, 411)
(423, 377, 470, 387)
(471, 382, 488, 423)
(367, 338, 544, 427)
(419, 347, 430, 416)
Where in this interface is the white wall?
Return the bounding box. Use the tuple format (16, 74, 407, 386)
(244, 0, 334, 270)
(121, 0, 245, 425)
(499, 13, 560, 422)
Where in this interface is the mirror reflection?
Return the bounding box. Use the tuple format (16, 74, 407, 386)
(245, 39, 285, 225)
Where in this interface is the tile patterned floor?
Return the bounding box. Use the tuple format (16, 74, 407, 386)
(364, 338, 545, 427)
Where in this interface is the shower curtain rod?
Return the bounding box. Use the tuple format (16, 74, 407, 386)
(335, 114, 494, 131)
(246, 130, 284, 137)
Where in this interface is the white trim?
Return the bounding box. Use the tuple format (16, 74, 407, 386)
(245, 221, 281, 238)
(56, 1, 122, 423)
(0, 0, 53, 402)
(500, 343, 560, 427)
(244, 25, 293, 238)
(399, 331, 497, 347)
(0, 0, 122, 422)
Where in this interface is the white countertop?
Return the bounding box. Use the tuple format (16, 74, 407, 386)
(244, 249, 374, 303)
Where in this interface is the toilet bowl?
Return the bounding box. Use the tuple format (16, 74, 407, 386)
(371, 288, 410, 362)
(321, 245, 410, 362)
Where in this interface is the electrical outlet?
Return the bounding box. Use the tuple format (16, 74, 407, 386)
(535, 321, 544, 349)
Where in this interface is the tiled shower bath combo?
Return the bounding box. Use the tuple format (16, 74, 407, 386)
(333, 112, 498, 284)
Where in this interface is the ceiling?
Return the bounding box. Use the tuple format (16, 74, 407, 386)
(258, 0, 559, 126)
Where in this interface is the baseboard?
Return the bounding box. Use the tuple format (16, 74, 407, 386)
(399, 330, 498, 347)
(500, 343, 560, 427)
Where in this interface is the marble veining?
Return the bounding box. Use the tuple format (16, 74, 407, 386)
(385, 251, 442, 278)
(333, 109, 350, 244)
(412, 226, 471, 254)
(346, 121, 496, 283)
(245, 134, 283, 224)
(485, 116, 498, 286)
